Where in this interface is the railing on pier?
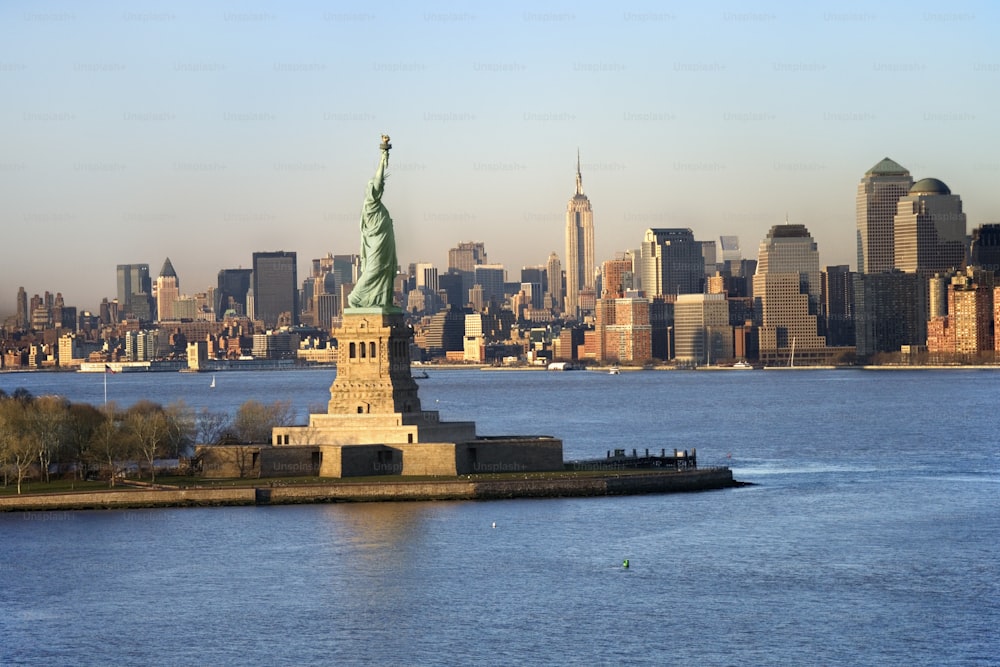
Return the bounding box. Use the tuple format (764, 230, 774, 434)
(568, 447, 697, 471)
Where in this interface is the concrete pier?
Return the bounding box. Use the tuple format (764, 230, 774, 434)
(0, 468, 738, 511)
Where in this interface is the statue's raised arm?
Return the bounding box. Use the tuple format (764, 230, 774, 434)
(347, 135, 399, 311)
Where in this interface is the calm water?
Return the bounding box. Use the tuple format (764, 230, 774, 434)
(1, 368, 998, 666)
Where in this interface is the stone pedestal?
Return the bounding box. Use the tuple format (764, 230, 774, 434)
(328, 308, 421, 415)
(266, 309, 564, 478)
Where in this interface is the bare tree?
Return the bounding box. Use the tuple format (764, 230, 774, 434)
(0, 399, 37, 494)
(233, 444, 258, 479)
(26, 395, 72, 483)
(89, 406, 131, 488)
(163, 401, 196, 459)
(225, 400, 296, 479)
(67, 403, 105, 480)
(0, 399, 13, 487)
(195, 408, 232, 446)
(123, 401, 173, 483)
(233, 400, 295, 444)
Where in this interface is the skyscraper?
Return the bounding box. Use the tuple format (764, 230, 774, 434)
(520, 266, 546, 294)
(926, 269, 995, 356)
(156, 257, 179, 322)
(448, 241, 487, 301)
(448, 241, 487, 272)
(700, 240, 718, 276)
(822, 265, 855, 347)
(719, 236, 742, 264)
(594, 295, 651, 364)
(565, 153, 594, 318)
(893, 178, 967, 274)
(15, 287, 28, 329)
(856, 157, 913, 273)
(969, 223, 1000, 272)
(640, 228, 703, 297)
(753, 224, 828, 364)
(332, 254, 360, 288)
(546, 252, 563, 312)
(853, 271, 926, 357)
(601, 257, 633, 299)
(216, 268, 253, 319)
(673, 293, 731, 365)
(116, 263, 152, 321)
(414, 263, 439, 293)
(302, 254, 339, 326)
(252, 251, 298, 328)
(473, 264, 506, 307)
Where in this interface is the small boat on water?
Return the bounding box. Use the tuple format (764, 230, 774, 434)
(609, 366, 620, 375)
(733, 360, 753, 369)
(210, 375, 216, 388)
(412, 370, 429, 379)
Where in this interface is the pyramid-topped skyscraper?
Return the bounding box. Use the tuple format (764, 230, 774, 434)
(155, 257, 179, 322)
(856, 157, 913, 273)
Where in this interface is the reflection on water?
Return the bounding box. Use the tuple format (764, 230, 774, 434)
(320, 502, 434, 561)
(1, 370, 999, 665)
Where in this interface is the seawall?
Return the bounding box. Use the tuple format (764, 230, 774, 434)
(0, 468, 738, 512)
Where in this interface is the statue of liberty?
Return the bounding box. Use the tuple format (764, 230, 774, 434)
(347, 135, 399, 311)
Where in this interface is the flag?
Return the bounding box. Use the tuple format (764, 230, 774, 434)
(105, 364, 117, 374)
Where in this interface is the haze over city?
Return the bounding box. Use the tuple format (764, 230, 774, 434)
(3, 0, 999, 315)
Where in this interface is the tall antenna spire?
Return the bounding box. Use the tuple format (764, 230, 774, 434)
(575, 149, 583, 195)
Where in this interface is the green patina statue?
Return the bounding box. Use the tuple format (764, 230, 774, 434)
(347, 135, 399, 311)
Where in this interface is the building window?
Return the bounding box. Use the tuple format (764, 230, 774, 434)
(369, 341, 376, 358)
(349, 342, 356, 358)
(360, 342, 366, 358)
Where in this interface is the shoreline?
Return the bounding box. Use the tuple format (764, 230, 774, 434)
(0, 468, 740, 511)
(6, 364, 1000, 375)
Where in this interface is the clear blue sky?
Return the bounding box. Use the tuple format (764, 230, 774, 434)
(2, 0, 998, 315)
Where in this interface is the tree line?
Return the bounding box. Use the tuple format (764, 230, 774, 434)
(0, 388, 294, 493)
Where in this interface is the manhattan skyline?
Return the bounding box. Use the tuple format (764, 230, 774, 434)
(3, 0, 999, 314)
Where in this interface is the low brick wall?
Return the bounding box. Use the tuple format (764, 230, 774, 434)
(265, 468, 736, 504)
(604, 468, 735, 494)
(0, 468, 738, 511)
(0, 487, 256, 511)
(267, 480, 477, 503)
(472, 468, 735, 499)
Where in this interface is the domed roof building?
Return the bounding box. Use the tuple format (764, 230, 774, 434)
(909, 178, 951, 196)
(894, 176, 966, 274)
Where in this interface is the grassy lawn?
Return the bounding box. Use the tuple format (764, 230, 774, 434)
(0, 479, 115, 496)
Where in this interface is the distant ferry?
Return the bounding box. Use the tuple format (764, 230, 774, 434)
(733, 360, 754, 369)
(546, 362, 580, 371)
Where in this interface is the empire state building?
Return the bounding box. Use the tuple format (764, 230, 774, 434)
(565, 152, 594, 318)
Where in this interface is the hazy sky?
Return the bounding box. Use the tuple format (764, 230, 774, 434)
(3, 0, 999, 315)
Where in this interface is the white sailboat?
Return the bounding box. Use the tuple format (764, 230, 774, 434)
(210, 375, 216, 388)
